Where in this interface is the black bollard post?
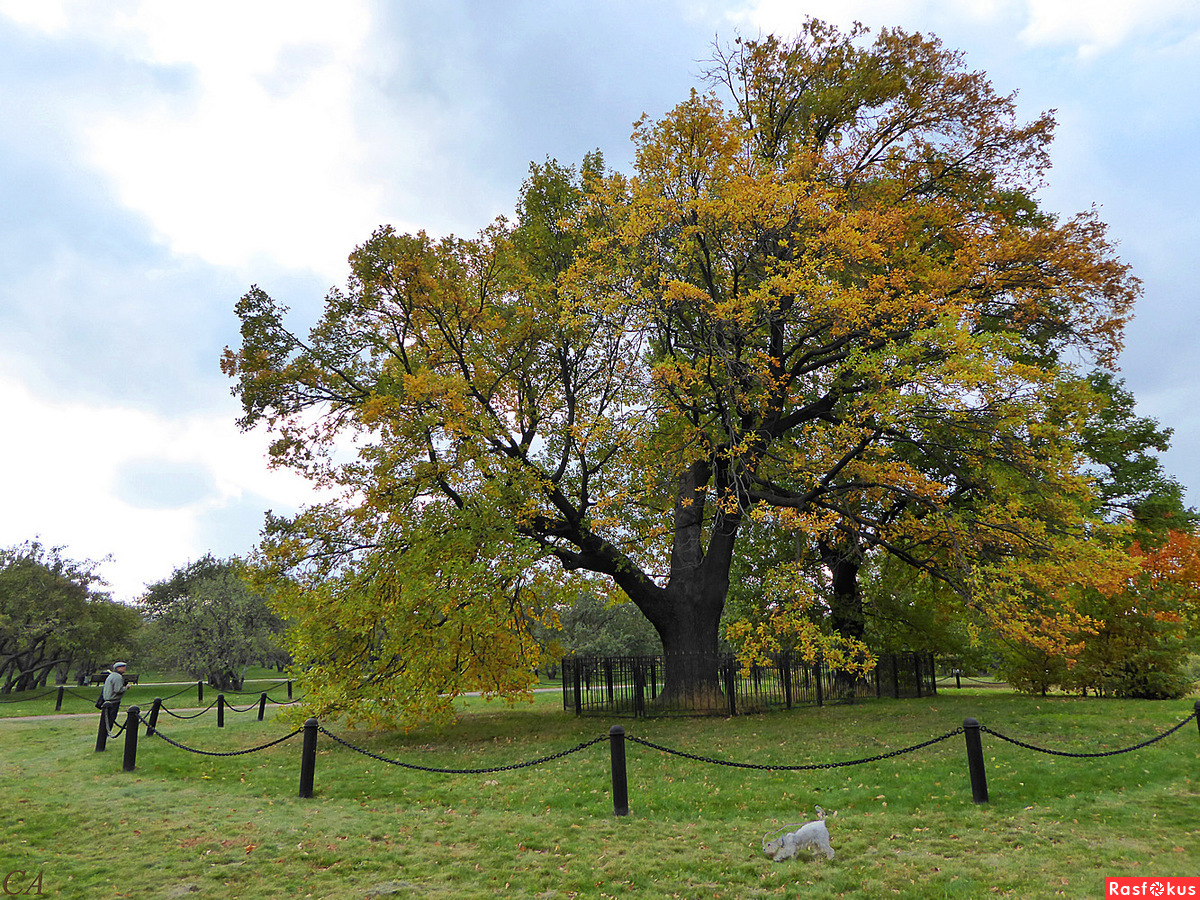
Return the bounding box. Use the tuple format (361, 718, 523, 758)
(299, 718, 319, 798)
(146, 698, 162, 736)
(198, 681, 204, 704)
(217, 693, 225, 728)
(954, 669, 962, 689)
(95, 703, 111, 752)
(1194, 700, 1200, 740)
(963, 717, 989, 803)
(123, 707, 140, 771)
(287, 680, 293, 700)
(258, 692, 267, 721)
(55, 686, 65, 711)
(609, 725, 630, 816)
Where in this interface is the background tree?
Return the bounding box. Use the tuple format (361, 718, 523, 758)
(998, 376, 1200, 695)
(554, 591, 664, 658)
(0, 541, 139, 693)
(1080, 372, 1197, 537)
(225, 21, 1140, 723)
(140, 555, 285, 691)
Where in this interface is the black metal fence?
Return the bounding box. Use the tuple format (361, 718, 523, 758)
(562, 651, 937, 718)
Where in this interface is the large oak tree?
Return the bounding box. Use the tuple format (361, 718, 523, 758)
(225, 22, 1139, 723)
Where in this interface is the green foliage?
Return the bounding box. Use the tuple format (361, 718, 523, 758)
(554, 592, 663, 657)
(998, 377, 1200, 698)
(1081, 371, 1198, 538)
(861, 557, 981, 659)
(139, 555, 286, 690)
(846, 372, 1199, 698)
(1070, 613, 1194, 700)
(0, 541, 138, 692)
(250, 502, 563, 729)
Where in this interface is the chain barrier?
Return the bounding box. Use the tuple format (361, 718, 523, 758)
(156, 684, 199, 702)
(136, 712, 304, 757)
(150, 681, 289, 701)
(87, 699, 1197, 807)
(959, 677, 1008, 687)
(216, 680, 292, 696)
(223, 698, 262, 713)
(0, 687, 63, 703)
(626, 728, 965, 771)
(159, 700, 218, 720)
(64, 687, 104, 703)
(981, 709, 1199, 759)
(5, 685, 98, 704)
(317, 726, 607, 774)
(264, 693, 305, 706)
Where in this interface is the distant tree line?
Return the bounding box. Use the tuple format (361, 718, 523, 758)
(0, 545, 288, 694)
(0, 542, 140, 693)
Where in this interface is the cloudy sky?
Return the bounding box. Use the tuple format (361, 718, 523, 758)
(2, 0, 1198, 601)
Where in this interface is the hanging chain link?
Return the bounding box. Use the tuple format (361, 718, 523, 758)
(216, 681, 293, 697)
(317, 726, 607, 774)
(156, 684, 200, 702)
(139, 714, 304, 757)
(0, 687, 61, 703)
(626, 728, 965, 771)
(981, 709, 1198, 758)
(158, 701, 219, 720)
(223, 698, 263, 713)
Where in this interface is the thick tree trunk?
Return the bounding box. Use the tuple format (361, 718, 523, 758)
(819, 539, 865, 642)
(627, 457, 739, 710)
(574, 457, 745, 711)
(652, 577, 728, 710)
(209, 671, 244, 691)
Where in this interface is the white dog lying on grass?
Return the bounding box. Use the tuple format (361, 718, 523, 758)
(763, 807, 835, 861)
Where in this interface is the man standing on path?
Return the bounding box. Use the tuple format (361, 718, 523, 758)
(102, 662, 128, 727)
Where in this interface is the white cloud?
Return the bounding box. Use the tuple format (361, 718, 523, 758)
(0, 0, 70, 33)
(1020, 0, 1200, 56)
(728, 0, 1200, 55)
(0, 370, 318, 600)
(1, 0, 389, 282)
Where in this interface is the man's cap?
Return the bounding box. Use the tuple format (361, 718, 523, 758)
(113, 662, 127, 669)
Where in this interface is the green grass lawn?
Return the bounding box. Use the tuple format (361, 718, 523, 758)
(1, 688, 1196, 899)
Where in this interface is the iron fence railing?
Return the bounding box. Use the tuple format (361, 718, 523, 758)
(561, 651, 937, 717)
